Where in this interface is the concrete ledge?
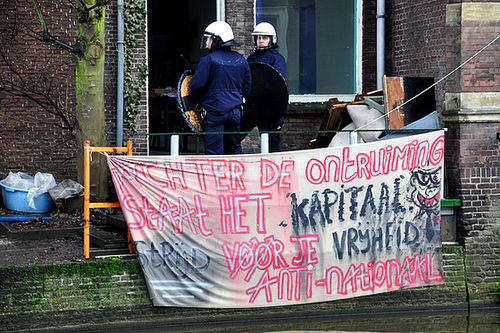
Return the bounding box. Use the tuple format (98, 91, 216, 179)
(447, 3, 500, 24)
(463, 3, 500, 22)
(442, 110, 500, 123)
(444, 93, 500, 123)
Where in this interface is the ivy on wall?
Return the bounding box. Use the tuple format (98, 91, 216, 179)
(123, 0, 148, 133)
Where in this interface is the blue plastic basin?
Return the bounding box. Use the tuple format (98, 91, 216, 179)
(0, 179, 54, 213)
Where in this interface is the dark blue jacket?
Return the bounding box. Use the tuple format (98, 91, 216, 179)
(190, 49, 252, 115)
(247, 48, 286, 79)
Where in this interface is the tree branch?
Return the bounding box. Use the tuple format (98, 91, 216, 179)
(32, 0, 86, 57)
(0, 40, 76, 132)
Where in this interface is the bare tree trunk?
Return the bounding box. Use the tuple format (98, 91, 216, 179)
(1, 0, 112, 198)
(75, 2, 108, 201)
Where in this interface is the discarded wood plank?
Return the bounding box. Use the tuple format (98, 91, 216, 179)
(383, 75, 405, 129)
(366, 88, 383, 96)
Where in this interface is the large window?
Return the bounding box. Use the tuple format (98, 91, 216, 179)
(256, 0, 359, 100)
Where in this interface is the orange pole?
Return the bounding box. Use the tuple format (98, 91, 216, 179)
(83, 140, 134, 259)
(127, 140, 133, 156)
(89, 202, 121, 208)
(83, 140, 91, 259)
(126, 140, 134, 254)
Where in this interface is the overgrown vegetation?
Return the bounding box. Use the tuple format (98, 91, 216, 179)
(0, 0, 148, 141)
(0, 259, 142, 311)
(123, 0, 148, 133)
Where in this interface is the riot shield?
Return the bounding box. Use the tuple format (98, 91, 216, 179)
(243, 62, 288, 124)
(176, 69, 203, 132)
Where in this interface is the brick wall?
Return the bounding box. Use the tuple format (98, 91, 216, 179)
(387, 0, 452, 113)
(0, 0, 148, 185)
(445, 123, 500, 229)
(0, 0, 432, 180)
(241, 105, 325, 153)
(388, 0, 500, 304)
(104, 0, 118, 147)
(225, 0, 255, 58)
(125, 1, 149, 154)
(465, 234, 500, 305)
(0, 260, 150, 330)
(444, 121, 500, 304)
(458, 5, 500, 93)
(0, 0, 79, 181)
(0, 245, 470, 331)
(104, 0, 148, 154)
(441, 2, 500, 306)
(362, 0, 378, 92)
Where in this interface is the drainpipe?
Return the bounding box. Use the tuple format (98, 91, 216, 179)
(117, 0, 125, 146)
(376, 0, 385, 89)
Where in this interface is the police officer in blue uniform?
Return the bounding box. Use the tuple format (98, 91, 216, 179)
(241, 22, 287, 152)
(190, 21, 252, 155)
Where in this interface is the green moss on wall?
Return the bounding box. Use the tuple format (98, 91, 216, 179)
(0, 259, 145, 313)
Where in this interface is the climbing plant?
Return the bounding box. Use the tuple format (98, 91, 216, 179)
(123, 0, 148, 133)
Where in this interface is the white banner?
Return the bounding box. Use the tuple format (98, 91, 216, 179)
(108, 130, 445, 308)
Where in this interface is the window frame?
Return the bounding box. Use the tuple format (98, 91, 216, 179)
(255, 0, 363, 103)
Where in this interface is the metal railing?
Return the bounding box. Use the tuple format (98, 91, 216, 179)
(143, 128, 444, 155)
(82, 127, 444, 259)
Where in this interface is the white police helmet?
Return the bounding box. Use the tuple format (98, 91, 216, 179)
(201, 21, 239, 49)
(252, 22, 277, 49)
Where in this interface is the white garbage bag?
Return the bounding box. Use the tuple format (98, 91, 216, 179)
(48, 179, 84, 201)
(3, 172, 34, 190)
(27, 173, 57, 209)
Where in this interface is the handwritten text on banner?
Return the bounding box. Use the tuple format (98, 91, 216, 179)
(108, 131, 445, 308)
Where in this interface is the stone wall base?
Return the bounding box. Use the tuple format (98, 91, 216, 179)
(0, 244, 485, 332)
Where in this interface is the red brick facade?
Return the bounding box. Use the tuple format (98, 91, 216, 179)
(0, 0, 379, 179)
(0, 0, 498, 303)
(104, 0, 119, 148)
(441, 2, 499, 303)
(0, 0, 78, 180)
(442, 2, 500, 244)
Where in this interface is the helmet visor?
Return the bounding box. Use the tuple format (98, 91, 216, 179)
(200, 33, 214, 49)
(254, 35, 272, 49)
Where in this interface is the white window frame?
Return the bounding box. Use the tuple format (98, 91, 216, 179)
(258, 0, 363, 104)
